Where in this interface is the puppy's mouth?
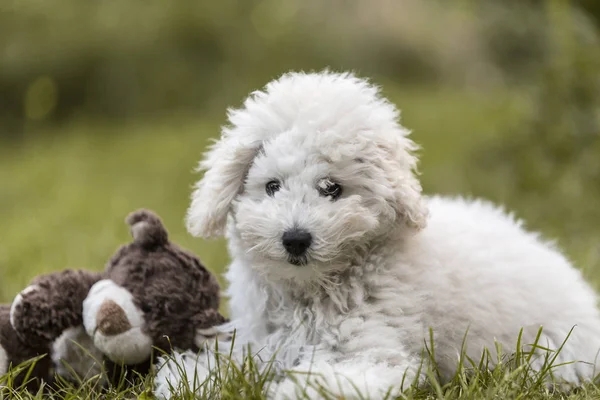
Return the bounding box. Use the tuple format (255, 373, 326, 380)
(288, 256, 308, 266)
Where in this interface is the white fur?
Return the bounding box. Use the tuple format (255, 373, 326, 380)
(83, 279, 152, 364)
(154, 351, 211, 399)
(0, 343, 7, 377)
(155, 71, 600, 399)
(52, 326, 105, 381)
(10, 285, 39, 330)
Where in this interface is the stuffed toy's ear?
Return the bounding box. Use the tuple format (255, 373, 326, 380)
(10, 270, 102, 347)
(126, 208, 169, 247)
(186, 126, 264, 239)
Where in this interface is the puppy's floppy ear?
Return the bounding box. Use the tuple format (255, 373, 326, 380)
(187, 124, 263, 238)
(388, 136, 429, 232)
(395, 170, 428, 231)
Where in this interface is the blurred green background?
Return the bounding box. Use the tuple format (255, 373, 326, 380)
(1, 0, 599, 306)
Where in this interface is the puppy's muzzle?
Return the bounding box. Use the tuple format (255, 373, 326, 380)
(282, 229, 312, 257)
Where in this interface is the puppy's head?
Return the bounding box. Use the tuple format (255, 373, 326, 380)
(188, 71, 427, 281)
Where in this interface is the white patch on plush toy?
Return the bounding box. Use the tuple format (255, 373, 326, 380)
(9, 285, 39, 329)
(130, 221, 151, 242)
(52, 326, 105, 382)
(83, 279, 152, 365)
(0, 343, 7, 376)
(95, 328, 153, 365)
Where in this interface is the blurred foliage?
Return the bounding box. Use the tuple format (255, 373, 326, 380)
(472, 2, 600, 255)
(1, 0, 599, 299)
(1, 0, 498, 133)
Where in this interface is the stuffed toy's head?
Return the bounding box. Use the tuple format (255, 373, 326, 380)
(0, 304, 53, 390)
(82, 209, 226, 367)
(10, 270, 102, 349)
(9, 270, 105, 386)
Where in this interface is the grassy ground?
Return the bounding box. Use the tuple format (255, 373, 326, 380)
(1, 84, 599, 398)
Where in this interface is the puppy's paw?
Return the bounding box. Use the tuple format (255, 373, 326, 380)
(269, 368, 366, 400)
(269, 378, 320, 400)
(269, 360, 412, 400)
(154, 351, 211, 399)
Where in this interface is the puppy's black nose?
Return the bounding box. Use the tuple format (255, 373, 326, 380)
(282, 229, 312, 256)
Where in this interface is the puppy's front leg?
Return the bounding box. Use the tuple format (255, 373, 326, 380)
(270, 355, 421, 400)
(154, 326, 274, 399)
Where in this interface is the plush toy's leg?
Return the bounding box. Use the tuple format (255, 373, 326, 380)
(51, 326, 105, 383)
(0, 342, 7, 377)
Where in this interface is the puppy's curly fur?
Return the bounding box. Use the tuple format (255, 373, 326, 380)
(155, 71, 600, 399)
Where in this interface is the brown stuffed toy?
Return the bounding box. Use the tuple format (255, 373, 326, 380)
(0, 304, 54, 391)
(8, 209, 226, 387)
(2, 270, 102, 391)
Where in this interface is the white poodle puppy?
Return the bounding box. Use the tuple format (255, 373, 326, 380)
(154, 71, 600, 399)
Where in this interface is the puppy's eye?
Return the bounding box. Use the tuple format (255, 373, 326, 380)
(266, 180, 281, 196)
(141, 303, 152, 313)
(317, 179, 343, 200)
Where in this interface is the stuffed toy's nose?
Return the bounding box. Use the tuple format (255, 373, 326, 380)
(96, 299, 132, 336)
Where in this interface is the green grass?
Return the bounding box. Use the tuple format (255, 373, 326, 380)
(1, 84, 599, 398)
(0, 117, 230, 303)
(3, 327, 600, 399)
